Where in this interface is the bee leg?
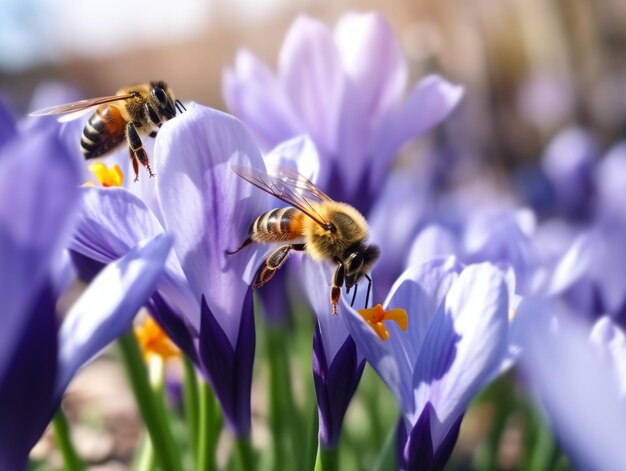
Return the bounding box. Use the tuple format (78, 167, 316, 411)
(254, 244, 304, 288)
(129, 148, 140, 182)
(126, 122, 155, 179)
(330, 259, 345, 316)
(226, 237, 253, 255)
(145, 103, 161, 126)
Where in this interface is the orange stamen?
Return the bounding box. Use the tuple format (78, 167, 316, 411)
(86, 162, 124, 187)
(357, 304, 409, 341)
(134, 316, 180, 361)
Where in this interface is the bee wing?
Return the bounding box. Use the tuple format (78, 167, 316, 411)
(232, 164, 333, 229)
(29, 93, 135, 117)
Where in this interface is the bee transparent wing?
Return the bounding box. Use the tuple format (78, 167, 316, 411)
(232, 164, 333, 229)
(29, 93, 135, 117)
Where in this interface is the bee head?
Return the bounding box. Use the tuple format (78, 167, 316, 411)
(343, 243, 380, 289)
(150, 81, 177, 120)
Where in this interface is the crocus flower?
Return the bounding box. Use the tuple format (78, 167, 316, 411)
(224, 11, 463, 214)
(517, 300, 626, 469)
(67, 103, 271, 436)
(302, 258, 367, 449)
(0, 124, 173, 469)
(342, 259, 510, 470)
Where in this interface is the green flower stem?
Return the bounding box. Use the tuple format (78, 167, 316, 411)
(267, 325, 300, 467)
(182, 355, 200, 458)
(234, 436, 255, 471)
(131, 433, 155, 471)
(314, 445, 338, 471)
(373, 425, 396, 471)
(118, 331, 182, 471)
(52, 409, 84, 471)
(305, 404, 320, 471)
(197, 380, 220, 471)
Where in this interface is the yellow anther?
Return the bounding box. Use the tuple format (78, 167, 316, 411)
(357, 304, 409, 341)
(88, 162, 124, 187)
(509, 308, 517, 321)
(134, 316, 180, 362)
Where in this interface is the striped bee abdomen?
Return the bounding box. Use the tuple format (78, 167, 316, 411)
(81, 105, 126, 159)
(250, 207, 304, 243)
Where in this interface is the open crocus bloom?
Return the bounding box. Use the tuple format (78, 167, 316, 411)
(224, 11, 463, 214)
(342, 258, 510, 470)
(0, 123, 172, 469)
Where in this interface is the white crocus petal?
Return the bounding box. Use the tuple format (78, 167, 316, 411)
(55, 233, 173, 397)
(412, 263, 508, 449)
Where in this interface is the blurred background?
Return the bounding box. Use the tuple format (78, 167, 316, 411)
(2, 0, 626, 171)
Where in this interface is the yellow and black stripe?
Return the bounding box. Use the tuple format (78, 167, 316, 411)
(81, 105, 126, 159)
(251, 207, 302, 243)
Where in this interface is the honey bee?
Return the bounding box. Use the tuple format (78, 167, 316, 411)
(227, 165, 380, 315)
(30, 81, 185, 181)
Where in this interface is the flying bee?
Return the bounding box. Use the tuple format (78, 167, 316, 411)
(227, 165, 380, 316)
(29, 81, 186, 181)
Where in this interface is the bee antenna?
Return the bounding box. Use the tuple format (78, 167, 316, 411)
(350, 284, 358, 307)
(364, 274, 372, 309)
(175, 99, 187, 113)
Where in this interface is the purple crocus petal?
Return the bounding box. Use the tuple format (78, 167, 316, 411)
(595, 141, 626, 223)
(541, 231, 595, 297)
(223, 49, 302, 150)
(157, 103, 267, 347)
(333, 12, 407, 192)
(407, 225, 458, 269)
(400, 402, 464, 471)
(369, 75, 463, 188)
(70, 187, 199, 330)
(278, 15, 346, 157)
(517, 299, 626, 469)
(342, 257, 462, 413)
(56, 233, 173, 397)
(264, 135, 321, 184)
(0, 284, 57, 471)
(541, 127, 597, 217)
(369, 171, 430, 297)
(590, 316, 626, 396)
(302, 258, 355, 363)
(313, 322, 365, 449)
(197, 288, 255, 436)
(0, 130, 80, 381)
(462, 209, 535, 294)
(0, 96, 16, 150)
(302, 258, 366, 448)
(412, 263, 508, 450)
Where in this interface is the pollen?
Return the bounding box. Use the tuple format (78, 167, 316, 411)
(134, 316, 180, 362)
(86, 162, 124, 187)
(357, 304, 408, 341)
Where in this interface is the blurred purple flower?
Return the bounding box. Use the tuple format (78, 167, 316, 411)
(541, 127, 597, 219)
(0, 126, 172, 469)
(342, 259, 510, 470)
(517, 300, 626, 469)
(68, 103, 270, 436)
(224, 11, 463, 214)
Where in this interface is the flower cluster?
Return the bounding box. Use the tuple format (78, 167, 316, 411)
(2, 9, 626, 471)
